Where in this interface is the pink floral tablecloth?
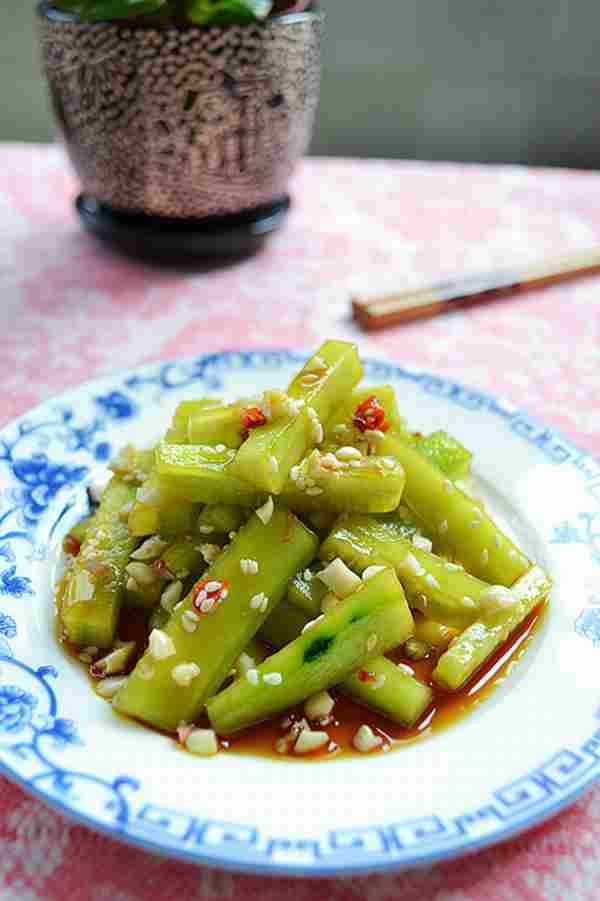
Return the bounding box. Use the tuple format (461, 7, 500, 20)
(0, 143, 599, 900)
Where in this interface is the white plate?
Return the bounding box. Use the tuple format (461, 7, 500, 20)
(0, 349, 598, 877)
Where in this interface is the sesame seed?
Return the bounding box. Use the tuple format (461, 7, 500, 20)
(240, 558, 259, 575)
(336, 446, 363, 462)
(481, 548, 489, 566)
(205, 580, 222, 593)
(200, 595, 217, 614)
(263, 672, 283, 686)
(130, 536, 167, 561)
(250, 592, 267, 610)
(425, 573, 440, 590)
(200, 544, 221, 563)
(255, 495, 274, 525)
(366, 633, 377, 654)
(300, 373, 320, 386)
(246, 668, 260, 685)
(181, 610, 200, 633)
(401, 553, 426, 578)
(138, 660, 155, 680)
(371, 674, 386, 691)
(362, 565, 387, 581)
(160, 580, 183, 612)
(302, 615, 325, 633)
(148, 629, 176, 660)
(198, 524, 215, 534)
(125, 561, 156, 586)
(412, 533, 433, 552)
(96, 676, 126, 699)
(171, 662, 201, 687)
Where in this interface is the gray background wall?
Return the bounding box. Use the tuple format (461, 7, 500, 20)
(1, 2, 598, 167)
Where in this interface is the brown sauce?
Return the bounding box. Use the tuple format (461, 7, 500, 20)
(59, 592, 547, 761)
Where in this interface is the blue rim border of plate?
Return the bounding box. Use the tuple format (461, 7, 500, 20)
(0, 347, 598, 878)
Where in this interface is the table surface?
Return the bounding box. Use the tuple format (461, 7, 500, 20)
(0, 143, 599, 900)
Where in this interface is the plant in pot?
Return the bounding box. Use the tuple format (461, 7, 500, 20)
(38, 0, 322, 258)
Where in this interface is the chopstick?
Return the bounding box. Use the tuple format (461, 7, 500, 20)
(352, 247, 600, 330)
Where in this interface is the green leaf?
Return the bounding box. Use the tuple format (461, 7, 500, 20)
(184, 0, 273, 25)
(53, 0, 169, 21)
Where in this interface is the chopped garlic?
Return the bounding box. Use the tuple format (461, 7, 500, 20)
(263, 672, 283, 686)
(130, 536, 167, 561)
(171, 662, 201, 687)
(294, 729, 329, 754)
(353, 724, 383, 753)
(317, 558, 362, 598)
(186, 728, 219, 756)
(161, 580, 183, 612)
(96, 676, 127, 699)
(304, 691, 334, 720)
(148, 629, 176, 660)
(255, 496, 274, 525)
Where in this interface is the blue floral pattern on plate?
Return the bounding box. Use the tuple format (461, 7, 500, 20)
(0, 349, 597, 876)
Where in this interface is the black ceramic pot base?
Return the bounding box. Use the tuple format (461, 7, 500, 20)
(76, 194, 291, 262)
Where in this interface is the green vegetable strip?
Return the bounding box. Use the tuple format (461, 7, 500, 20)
(260, 591, 433, 727)
(417, 431, 472, 480)
(60, 478, 138, 648)
(187, 404, 245, 449)
(230, 340, 363, 494)
(113, 506, 317, 731)
(165, 399, 221, 444)
(207, 568, 415, 735)
(282, 450, 405, 515)
(320, 514, 494, 629)
(323, 384, 408, 446)
(64, 515, 95, 550)
(287, 566, 327, 617)
(432, 565, 551, 691)
(379, 433, 530, 585)
(258, 598, 310, 647)
(343, 657, 432, 728)
(154, 445, 263, 506)
(197, 504, 247, 536)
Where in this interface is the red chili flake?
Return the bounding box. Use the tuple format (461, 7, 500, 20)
(357, 670, 377, 683)
(63, 535, 81, 556)
(152, 559, 174, 580)
(191, 578, 230, 612)
(352, 396, 390, 434)
(241, 407, 267, 431)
